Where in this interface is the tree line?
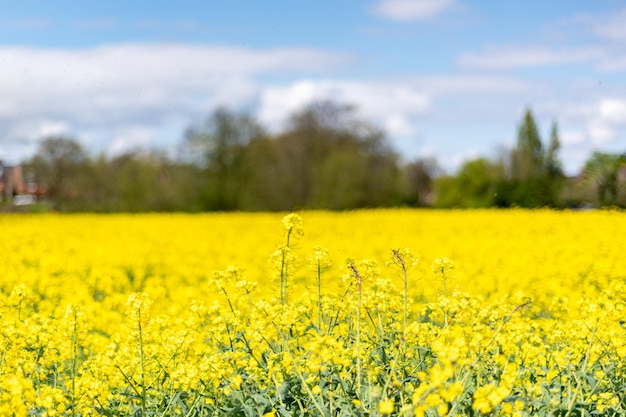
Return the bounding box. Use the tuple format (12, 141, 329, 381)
(14, 100, 626, 212)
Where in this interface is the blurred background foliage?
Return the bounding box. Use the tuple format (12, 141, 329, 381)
(15, 100, 626, 212)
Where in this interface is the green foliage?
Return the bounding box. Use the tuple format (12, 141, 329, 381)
(435, 110, 568, 209)
(494, 110, 565, 208)
(512, 109, 544, 179)
(232, 100, 402, 211)
(28, 137, 89, 211)
(434, 158, 501, 208)
(399, 158, 439, 207)
(20, 104, 624, 212)
(184, 107, 265, 211)
(583, 151, 626, 206)
(27, 141, 201, 212)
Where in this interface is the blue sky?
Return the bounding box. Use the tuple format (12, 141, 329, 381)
(1, 0, 626, 174)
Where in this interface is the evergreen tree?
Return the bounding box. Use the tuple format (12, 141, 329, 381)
(512, 108, 544, 179)
(500, 109, 564, 207)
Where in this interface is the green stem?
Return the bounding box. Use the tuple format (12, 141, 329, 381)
(357, 280, 361, 393)
(317, 261, 322, 332)
(138, 308, 147, 413)
(441, 267, 449, 328)
(71, 311, 78, 417)
(280, 229, 292, 305)
(403, 266, 407, 337)
(348, 261, 362, 395)
(392, 250, 408, 340)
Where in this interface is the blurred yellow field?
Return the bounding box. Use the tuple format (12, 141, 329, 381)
(1, 209, 626, 416)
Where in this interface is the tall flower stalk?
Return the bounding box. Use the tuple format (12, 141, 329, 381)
(275, 214, 304, 306)
(348, 260, 363, 394)
(125, 293, 153, 414)
(432, 257, 455, 328)
(66, 305, 81, 417)
(309, 246, 331, 332)
(391, 248, 417, 339)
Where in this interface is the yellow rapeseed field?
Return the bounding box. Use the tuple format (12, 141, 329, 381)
(1, 209, 626, 416)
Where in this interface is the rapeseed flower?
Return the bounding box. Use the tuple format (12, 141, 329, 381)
(378, 399, 394, 414)
(282, 213, 304, 239)
(1, 210, 626, 415)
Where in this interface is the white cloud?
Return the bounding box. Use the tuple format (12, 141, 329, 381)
(458, 45, 602, 70)
(529, 95, 626, 173)
(0, 43, 353, 162)
(257, 80, 431, 138)
(560, 130, 585, 146)
(597, 55, 626, 72)
(586, 121, 615, 145)
(598, 98, 626, 124)
(386, 114, 415, 138)
(7, 122, 69, 145)
(108, 127, 155, 155)
(36, 121, 71, 138)
(583, 98, 626, 145)
(405, 75, 527, 95)
(594, 23, 626, 42)
(257, 74, 526, 129)
(371, 0, 456, 21)
(576, 7, 626, 42)
(0, 41, 621, 175)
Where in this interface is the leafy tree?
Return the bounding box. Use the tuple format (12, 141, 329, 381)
(28, 137, 88, 210)
(97, 151, 198, 212)
(283, 100, 371, 208)
(435, 158, 502, 208)
(546, 122, 563, 179)
(242, 100, 399, 210)
(400, 158, 440, 207)
(184, 107, 265, 210)
(511, 109, 544, 179)
(583, 151, 626, 206)
(498, 110, 565, 207)
(310, 149, 369, 209)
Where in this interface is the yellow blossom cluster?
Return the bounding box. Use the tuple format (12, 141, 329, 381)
(0, 209, 625, 415)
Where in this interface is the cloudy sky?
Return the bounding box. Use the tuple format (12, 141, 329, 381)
(2, 0, 626, 174)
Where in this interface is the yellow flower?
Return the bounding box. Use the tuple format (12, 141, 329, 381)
(431, 257, 455, 276)
(125, 292, 153, 325)
(309, 246, 332, 270)
(379, 399, 394, 414)
(473, 397, 492, 414)
(390, 247, 419, 269)
(282, 213, 304, 239)
(231, 374, 243, 390)
(441, 381, 464, 402)
(4, 209, 626, 416)
(501, 402, 513, 415)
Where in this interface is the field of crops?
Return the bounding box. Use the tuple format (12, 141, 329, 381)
(2, 209, 626, 416)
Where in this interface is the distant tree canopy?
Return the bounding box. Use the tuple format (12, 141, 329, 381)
(493, 109, 565, 207)
(26, 138, 198, 212)
(240, 101, 401, 210)
(180, 101, 409, 211)
(434, 158, 503, 208)
(28, 137, 88, 210)
(184, 107, 265, 210)
(17, 102, 626, 212)
(583, 152, 626, 206)
(23, 101, 431, 212)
